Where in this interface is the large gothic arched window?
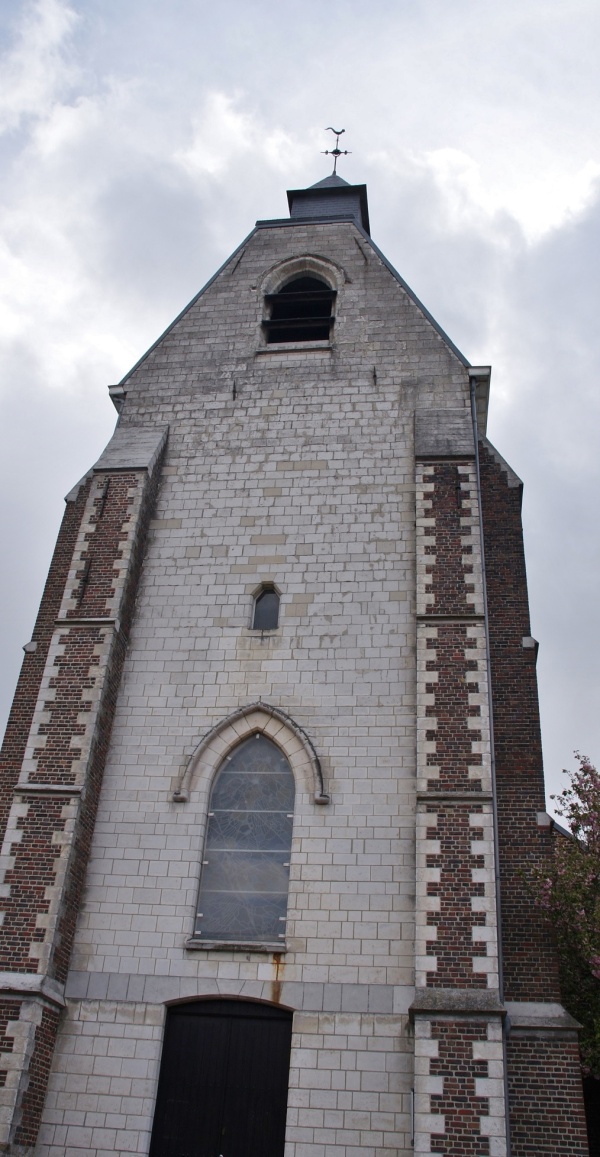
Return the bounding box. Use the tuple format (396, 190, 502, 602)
(195, 735, 295, 945)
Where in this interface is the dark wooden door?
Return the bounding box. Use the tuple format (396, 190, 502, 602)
(149, 999, 293, 1157)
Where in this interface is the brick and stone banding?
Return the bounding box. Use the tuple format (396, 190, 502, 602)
(0, 795, 69, 971)
(29, 627, 105, 787)
(424, 804, 489, 989)
(430, 1020, 493, 1155)
(0, 439, 165, 1150)
(414, 437, 506, 1156)
(416, 461, 484, 619)
(0, 481, 90, 841)
(424, 624, 485, 793)
(0, 998, 16, 1088)
(414, 1015, 506, 1157)
(11, 1004, 61, 1151)
(68, 473, 138, 617)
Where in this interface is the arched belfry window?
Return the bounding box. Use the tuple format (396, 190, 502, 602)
(263, 275, 336, 344)
(195, 735, 295, 944)
(252, 585, 280, 630)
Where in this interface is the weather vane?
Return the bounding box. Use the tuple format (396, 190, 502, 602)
(322, 127, 351, 175)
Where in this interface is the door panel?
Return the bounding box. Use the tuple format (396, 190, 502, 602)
(149, 999, 293, 1157)
(222, 1010, 293, 1155)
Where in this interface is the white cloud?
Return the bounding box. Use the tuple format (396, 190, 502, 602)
(411, 147, 600, 244)
(0, 0, 78, 132)
(175, 93, 261, 179)
(421, 149, 500, 233)
(173, 93, 317, 184)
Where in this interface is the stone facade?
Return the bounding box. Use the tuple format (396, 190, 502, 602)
(0, 176, 588, 1154)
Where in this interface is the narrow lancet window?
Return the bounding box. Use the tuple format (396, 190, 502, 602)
(195, 735, 295, 944)
(252, 586, 280, 630)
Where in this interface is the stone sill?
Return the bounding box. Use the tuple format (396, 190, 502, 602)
(185, 939, 286, 954)
(255, 342, 332, 357)
(241, 628, 281, 638)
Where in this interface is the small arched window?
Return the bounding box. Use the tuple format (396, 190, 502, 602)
(263, 276, 336, 344)
(252, 586, 280, 631)
(195, 735, 295, 944)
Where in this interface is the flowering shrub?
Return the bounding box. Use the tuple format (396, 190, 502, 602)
(538, 755, 600, 1076)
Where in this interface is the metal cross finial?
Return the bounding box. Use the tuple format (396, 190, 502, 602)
(322, 127, 351, 175)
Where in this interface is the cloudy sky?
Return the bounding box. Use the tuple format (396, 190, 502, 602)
(1, 0, 599, 811)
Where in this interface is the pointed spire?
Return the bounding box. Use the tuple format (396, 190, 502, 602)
(310, 173, 350, 190)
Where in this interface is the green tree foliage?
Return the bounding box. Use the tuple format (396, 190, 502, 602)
(539, 755, 600, 1076)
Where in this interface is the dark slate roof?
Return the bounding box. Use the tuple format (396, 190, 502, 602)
(309, 174, 351, 189)
(287, 178, 370, 233)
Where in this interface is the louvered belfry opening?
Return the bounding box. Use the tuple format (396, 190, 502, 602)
(263, 275, 336, 343)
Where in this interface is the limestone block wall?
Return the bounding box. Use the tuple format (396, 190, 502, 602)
(285, 1011, 412, 1154)
(37, 1000, 164, 1157)
(34, 218, 473, 1156)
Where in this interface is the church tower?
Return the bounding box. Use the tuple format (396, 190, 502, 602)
(0, 169, 589, 1155)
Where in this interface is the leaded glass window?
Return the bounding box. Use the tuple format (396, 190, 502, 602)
(195, 735, 295, 944)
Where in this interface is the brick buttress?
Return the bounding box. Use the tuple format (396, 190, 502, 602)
(479, 438, 588, 1156)
(412, 408, 508, 1157)
(0, 424, 167, 1153)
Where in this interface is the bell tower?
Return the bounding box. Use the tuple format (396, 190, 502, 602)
(0, 164, 588, 1156)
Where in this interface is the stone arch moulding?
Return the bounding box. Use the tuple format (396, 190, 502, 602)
(162, 993, 297, 1014)
(172, 701, 330, 805)
(260, 253, 348, 297)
